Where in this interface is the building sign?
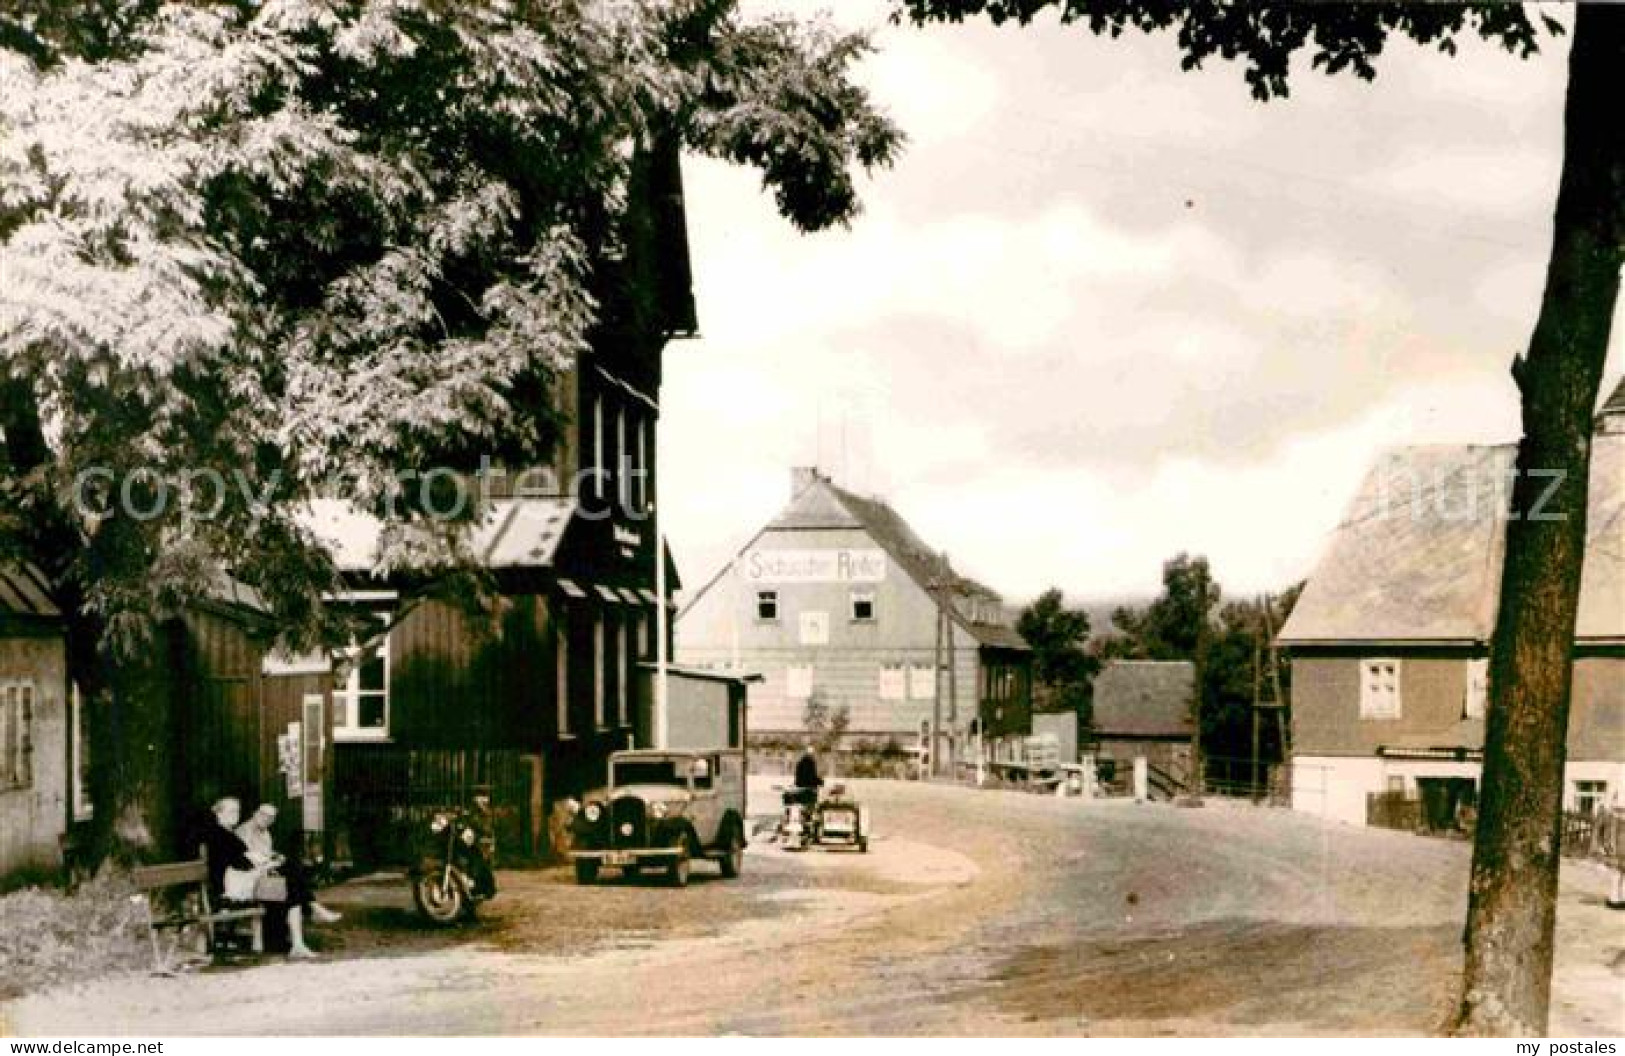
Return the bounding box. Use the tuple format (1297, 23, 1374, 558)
(799, 611, 829, 645)
(742, 548, 887, 584)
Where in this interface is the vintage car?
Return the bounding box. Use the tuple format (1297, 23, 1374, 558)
(569, 749, 747, 887)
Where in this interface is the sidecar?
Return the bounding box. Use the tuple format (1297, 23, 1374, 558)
(813, 784, 869, 853)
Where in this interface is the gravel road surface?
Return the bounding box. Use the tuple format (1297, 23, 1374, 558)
(5, 779, 1620, 1036)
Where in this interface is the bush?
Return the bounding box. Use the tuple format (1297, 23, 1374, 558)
(0, 869, 149, 1001)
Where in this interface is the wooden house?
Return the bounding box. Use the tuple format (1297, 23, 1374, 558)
(0, 562, 70, 884)
(1090, 660, 1195, 789)
(1279, 378, 1625, 829)
(303, 137, 696, 865)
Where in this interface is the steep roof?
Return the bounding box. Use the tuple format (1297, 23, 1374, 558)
(1092, 661, 1194, 738)
(305, 497, 576, 574)
(823, 481, 1028, 651)
(0, 562, 58, 620)
(690, 474, 1029, 651)
(1280, 434, 1624, 645)
(1599, 376, 1625, 422)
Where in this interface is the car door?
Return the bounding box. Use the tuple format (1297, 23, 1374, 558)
(689, 755, 722, 844)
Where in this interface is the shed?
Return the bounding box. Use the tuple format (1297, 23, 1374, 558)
(0, 562, 68, 883)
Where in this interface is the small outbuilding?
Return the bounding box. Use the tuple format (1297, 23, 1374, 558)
(1090, 660, 1195, 791)
(0, 562, 70, 885)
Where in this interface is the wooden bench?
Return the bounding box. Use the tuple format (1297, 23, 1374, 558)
(130, 857, 265, 973)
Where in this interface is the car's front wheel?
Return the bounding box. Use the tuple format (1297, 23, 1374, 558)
(668, 834, 693, 888)
(574, 859, 599, 885)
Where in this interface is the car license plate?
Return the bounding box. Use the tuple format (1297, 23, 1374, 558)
(604, 851, 635, 867)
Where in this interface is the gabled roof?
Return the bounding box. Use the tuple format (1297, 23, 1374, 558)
(689, 473, 1029, 651)
(1599, 376, 1625, 422)
(0, 561, 58, 619)
(304, 497, 575, 574)
(1093, 661, 1194, 738)
(1280, 434, 1624, 645)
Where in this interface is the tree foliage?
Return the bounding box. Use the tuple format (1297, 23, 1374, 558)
(0, 0, 903, 655)
(897, 0, 1552, 101)
(1015, 586, 1097, 722)
(0, 0, 901, 863)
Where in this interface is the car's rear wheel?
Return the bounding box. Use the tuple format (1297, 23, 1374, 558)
(668, 834, 693, 888)
(718, 824, 744, 879)
(574, 859, 598, 885)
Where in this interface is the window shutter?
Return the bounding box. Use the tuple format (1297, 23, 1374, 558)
(2, 685, 15, 787)
(302, 694, 325, 831)
(19, 683, 32, 788)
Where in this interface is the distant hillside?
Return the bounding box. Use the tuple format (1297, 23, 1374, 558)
(1002, 594, 1151, 642)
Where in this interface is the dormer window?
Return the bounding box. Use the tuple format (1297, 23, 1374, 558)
(850, 590, 876, 623)
(756, 590, 778, 622)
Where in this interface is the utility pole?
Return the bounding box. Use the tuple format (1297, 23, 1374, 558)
(1251, 594, 1265, 803)
(944, 551, 958, 780)
(928, 552, 959, 780)
(932, 567, 945, 779)
(1187, 572, 1209, 803)
(1250, 592, 1289, 802)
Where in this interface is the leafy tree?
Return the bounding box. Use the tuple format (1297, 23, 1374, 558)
(897, 0, 1621, 1033)
(1109, 553, 1218, 662)
(1016, 587, 1098, 727)
(1, 0, 900, 861)
(802, 691, 851, 758)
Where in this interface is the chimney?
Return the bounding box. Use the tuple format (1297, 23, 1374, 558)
(791, 466, 823, 498)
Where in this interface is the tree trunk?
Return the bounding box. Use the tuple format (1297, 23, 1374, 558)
(1453, 5, 1623, 1036)
(3, 383, 175, 866)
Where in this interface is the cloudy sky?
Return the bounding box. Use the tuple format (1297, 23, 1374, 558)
(661, 2, 1624, 607)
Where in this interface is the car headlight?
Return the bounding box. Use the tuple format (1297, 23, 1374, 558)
(584, 803, 602, 823)
(651, 801, 668, 819)
(430, 814, 450, 833)
(461, 826, 478, 846)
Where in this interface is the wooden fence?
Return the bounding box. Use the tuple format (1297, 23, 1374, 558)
(332, 746, 538, 868)
(1368, 792, 1602, 859)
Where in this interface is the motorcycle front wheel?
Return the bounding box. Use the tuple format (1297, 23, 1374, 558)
(412, 870, 468, 925)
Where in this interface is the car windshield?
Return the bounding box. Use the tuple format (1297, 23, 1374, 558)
(613, 760, 685, 787)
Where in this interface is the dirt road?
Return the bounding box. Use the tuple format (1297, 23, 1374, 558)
(6, 780, 1621, 1036)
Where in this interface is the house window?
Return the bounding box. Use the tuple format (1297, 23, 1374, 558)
(635, 416, 648, 512)
(592, 394, 605, 501)
(555, 609, 571, 736)
(850, 590, 876, 623)
(617, 615, 631, 726)
(1464, 658, 1489, 720)
(785, 664, 813, 700)
(1, 680, 35, 789)
(613, 406, 626, 509)
(1573, 780, 1608, 816)
(334, 632, 390, 740)
(878, 663, 906, 701)
(909, 664, 936, 700)
(1359, 659, 1402, 720)
(71, 682, 92, 819)
(594, 613, 606, 728)
(756, 590, 778, 622)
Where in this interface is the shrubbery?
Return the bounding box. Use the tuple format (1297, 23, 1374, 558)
(0, 870, 148, 1001)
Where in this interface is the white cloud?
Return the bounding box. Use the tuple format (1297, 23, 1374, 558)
(666, 11, 1619, 607)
